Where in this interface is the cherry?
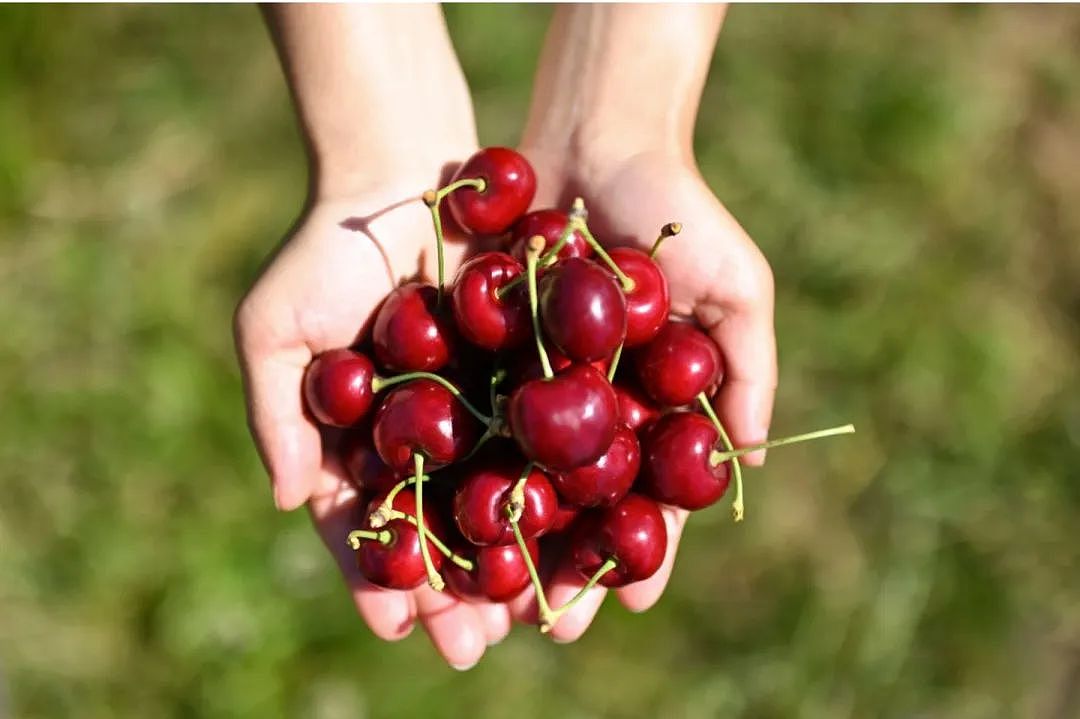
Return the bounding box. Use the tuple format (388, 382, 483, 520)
(508, 363, 618, 472)
(353, 488, 444, 591)
(372, 283, 457, 373)
(450, 252, 530, 351)
(607, 247, 669, 347)
(508, 209, 591, 264)
(444, 539, 540, 603)
(635, 320, 722, 407)
(639, 411, 730, 510)
(372, 379, 480, 474)
(446, 147, 536, 235)
(549, 501, 581, 533)
(571, 493, 667, 588)
(539, 258, 627, 362)
(552, 424, 640, 508)
(613, 381, 662, 435)
(303, 349, 376, 427)
(505, 345, 610, 388)
(453, 460, 557, 545)
(341, 431, 399, 495)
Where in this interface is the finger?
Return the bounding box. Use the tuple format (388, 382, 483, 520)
(615, 507, 688, 613)
(473, 602, 512, 646)
(414, 585, 487, 670)
(307, 455, 417, 640)
(544, 561, 608, 644)
(234, 296, 320, 510)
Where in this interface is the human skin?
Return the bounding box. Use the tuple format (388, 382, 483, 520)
(235, 3, 775, 667)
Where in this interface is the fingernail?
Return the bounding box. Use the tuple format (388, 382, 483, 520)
(272, 484, 287, 511)
(486, 635, 506, 647)
(450, 659, 479, 671)
(552, 634, 577, 645)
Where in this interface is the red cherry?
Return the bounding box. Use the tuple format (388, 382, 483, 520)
(450, 252, 530, 351)
(355, 488, 444, 590)
(635, 320, 722, 407)
(571, 493, 667, 588)
(506, 345, 610, 388)
(341, 432, 399, 495)
(446, 147, 536, 235)
(302, 349, 376, 427)
(613, 381, 662, 435)
(608, 247, 669, 347)
(549, 501, 581, 533)
(444, 540, 540, 603)
(539, 258, 627, 362)
(453, 460, 557, 545)
(551, 425, 640, 508)
(508, 364, 618, 471)
(508, 209, 591, 264)
(372, 283, 457, 373)
(372, 379, 480, 474)
(640, 411, 730, 510)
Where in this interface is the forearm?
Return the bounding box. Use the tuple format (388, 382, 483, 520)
(264, 4, 477, 198)
(522, 4, 726, 163)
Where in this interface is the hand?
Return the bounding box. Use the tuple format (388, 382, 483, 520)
(511, 145, 778, 641)
(233, 167, 511, 670)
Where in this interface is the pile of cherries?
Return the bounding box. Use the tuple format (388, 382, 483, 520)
(303, 147, 852, 632)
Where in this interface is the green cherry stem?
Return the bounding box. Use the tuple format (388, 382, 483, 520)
(573, 217, 635, 292)
(506, 461, 534, 523)
(422, 177, 487, 306)
(525, 235, 554, 379)
(539, 557, 618, 634)
(507, 508, 554, 625)
(648, 222, 682, 259)
(384, 509, 475, 572)
(607, 343, 624, 382)
(413, 453, 444, 591)
(708, 424, 856, 465)
(696, 392, 745, 522)
(368, 474, 429, 528)
(372, 372, 492, 426)
(495, 205, 578, 300)
(346, 529, 391, 548)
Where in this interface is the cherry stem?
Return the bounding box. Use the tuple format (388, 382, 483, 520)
(506, 461, 533, 523)
(525, 236, 554, 379)
(413, 453, 444, 591)
(648, 222, 682, 259)
(384, 509, 475, 572)
(368, 474, 429, 528)
(696, 392, 745, 522)
(346, 529, 391, 548)
(489, 366, 506, 412)
(573, 213, 635, 292)
(494, 206, 578, 300)
(507, 507, 554, 623)
(539, 557, 618, 634)
(708, 424, 856, 465)
(372, 372, 492, 426)
(607, 343, 623, 382)
(423, 177, 487, 307)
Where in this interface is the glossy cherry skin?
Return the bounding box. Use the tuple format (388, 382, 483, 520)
(571, 493, 667, 588)
(608, 247, 669, 347)
(613, 381, 662, 435)
(640, 411, 731, 510)
(508, 209, 591, 264)
(549, 502, 581, 533)
(539, 258, 627, 362)
(303, 349, 376, 427)
(635, 320, 723, 407)
(552, 425, 640, 508)
(341, 431, 399, 495)
(356, 488, 444, 591)
(506, 345, 610, 388)
(444, 539, 540, 603)
(508, 364, 619, 472)
(446, 147, 536, 235)
(450, 252, 529, 351)
(372, 379, 479, 474)
(453, 460, 557, 545)
(372, 283, 456, 373)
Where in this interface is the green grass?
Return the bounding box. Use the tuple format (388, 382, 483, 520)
(2, 4, 1079, 718)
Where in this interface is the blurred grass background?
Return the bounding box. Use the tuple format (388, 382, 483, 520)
(1, 4, 1079, 718)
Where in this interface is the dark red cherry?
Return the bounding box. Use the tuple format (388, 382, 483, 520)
(372, 379, 480, 474)
(539, 258, 627, 362)
(640, 411, 730, 510)
(635, 320, 722, 407)
(453, 460, 557, 545)
(446, 147, 536, 235)
(450, 252, 529, 351)
(508, 209, 591, 264)
(571, 493, 667, 588)
(372, 283, 456, 373)
(508, 364, 618, 472)
(303, 349, 376, 427)
(444, 539, 540, 603)
(613, 381, 662, 434)
(341, 431, 399, 495)
(505, 345, 610, 388)
(355, 488, 444, 590)
(551, 425, 640, 508)
(608, 247, 669, 347)
(549, 501, 581, 533)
